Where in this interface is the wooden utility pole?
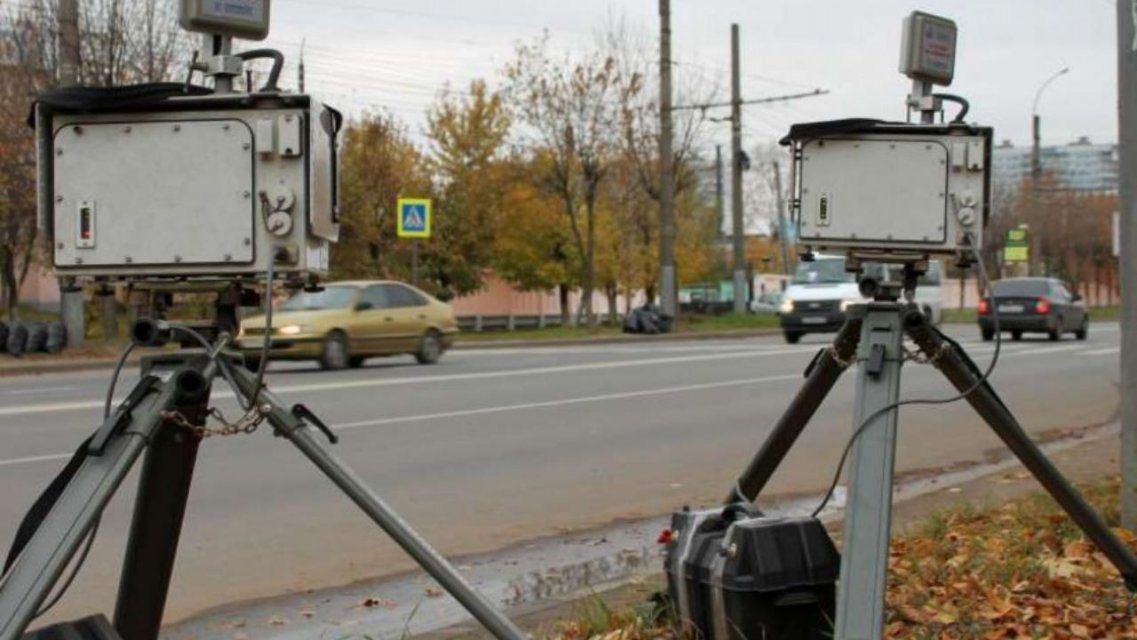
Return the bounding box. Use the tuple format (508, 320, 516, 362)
(1117, 0, 1137, 529)
(658, 0, 677, 319)
(730, 24, 746, 314)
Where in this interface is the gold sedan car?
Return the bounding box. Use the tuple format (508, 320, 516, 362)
(237, 280, 458, 370)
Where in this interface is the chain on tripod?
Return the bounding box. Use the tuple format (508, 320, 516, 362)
(160, 404, 269, 438)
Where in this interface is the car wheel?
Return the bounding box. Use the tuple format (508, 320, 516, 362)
(784, 331, 802, 344)
(244, 357, 263, 372)
(1075, 318, 1088, 341)
(349, 356, 367, 368)
(1048, 317, 1063, 341)
(981, 329, 994, 342)
(1011, 330, 1023, 341)
(415, 330, 443, 365)
(320, 331, 350, 370)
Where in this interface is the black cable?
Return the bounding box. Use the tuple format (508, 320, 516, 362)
(809, 242, 1000, 518)
(934, 93, 970, 123)
(235, 49, 284, 93)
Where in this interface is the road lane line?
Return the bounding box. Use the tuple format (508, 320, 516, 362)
(1080, 346, 1121, 356)
(0, 347, 820, 418)
(336, 374, 804, 431)
(0, 374, 806, 468)
(5, 386, 77, 395)
(0, 453, 71, 468)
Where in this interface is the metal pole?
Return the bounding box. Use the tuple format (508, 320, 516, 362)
(658, 0, 677, 319)
(730, 24, 746, 315)
(772, 161, 790, 275)
(1031, 113, 1042, 181)
(834, 304, 905, 640)
(727, 315, 861, 503)
(1117, 0, 1137, 529)
(412, 240, 419, 285)
(58, 0, 84, 348)
(715, 145, 724, 241)
(905, 313, 1137, 587)
(113, 409, 205, 639)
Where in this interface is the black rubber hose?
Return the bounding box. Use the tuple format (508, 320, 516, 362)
(934, 93, 970, 123)
(235, 49, 284, 93)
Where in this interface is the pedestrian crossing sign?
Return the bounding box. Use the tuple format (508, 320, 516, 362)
(397, 198, 432, 239)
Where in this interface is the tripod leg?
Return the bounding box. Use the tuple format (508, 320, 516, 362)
(835, 304, 905, 640)
(228, 368, 527, 640)
(726, 315, 861, 503)
(113, 419, 204, 640)
(905, 312, 1137, 590)
(0, 375, 187, 640)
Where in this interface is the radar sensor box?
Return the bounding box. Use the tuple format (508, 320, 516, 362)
(37, 92, 341, 283)
(782, 120, 991, 259)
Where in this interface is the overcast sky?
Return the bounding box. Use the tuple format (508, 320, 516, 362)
(263, 0, 1119, 152)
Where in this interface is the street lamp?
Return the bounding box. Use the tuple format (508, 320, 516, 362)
(1031, 67, 1070, 181)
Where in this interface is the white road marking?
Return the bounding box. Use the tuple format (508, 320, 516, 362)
(0, 453, 71, 468)
(0, 347, 818, 418)
(4, 386, 77, 395)
(1080, 346, 1121, 356)
(0, 374, 805, 468)
(337, 374, 803, 431)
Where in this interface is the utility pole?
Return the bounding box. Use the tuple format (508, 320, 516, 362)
(298, 37, 306, 93)
(715, 145, 725, 241)
(1116, 0, 1137, 529)
(730, 23, 747, 315)
(658, 0, 677, 319)
(771, 161, 790, 275)
(59, 0, 85, 347)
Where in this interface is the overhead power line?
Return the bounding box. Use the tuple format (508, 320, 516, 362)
(671, 88, 829, 112)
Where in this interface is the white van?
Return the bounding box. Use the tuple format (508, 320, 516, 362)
(778, 255, 943, 343)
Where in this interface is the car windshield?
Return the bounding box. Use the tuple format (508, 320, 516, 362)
(992, 280, 1049, 297)
(793, 259, 853, 284)
(280, 286, 357, 311)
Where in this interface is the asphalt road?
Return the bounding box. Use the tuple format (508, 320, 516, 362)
(0, 323, 1123, 627)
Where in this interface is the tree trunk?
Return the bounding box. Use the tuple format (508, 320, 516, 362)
(558, 283, 571, 327)
(606, 283, 618, 325)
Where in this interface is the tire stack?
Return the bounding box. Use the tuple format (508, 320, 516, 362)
(1, 321, 66, 356)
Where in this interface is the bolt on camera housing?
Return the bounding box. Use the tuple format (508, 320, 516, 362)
(34, 0, 340, 289)
(780, 11, 991, 268)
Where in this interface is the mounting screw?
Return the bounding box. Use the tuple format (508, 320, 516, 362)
(72, 126, 82, 135)
(222, 123, 230, 131)
(243, 190, 251, 198)
(242, 142, 251, 150)
(56, 148, 63, 156)
(173, 124, 181, 132)
(55, 195, 63, 203)
(125, 256, 133, 263)
(75, 257, 83, 264)
(174, 255, 182, 263)
(56, 242, 64, 249)
(123, 126, 132, 133)
(224, 253, 232, 261)
(243, 237, 251, 246)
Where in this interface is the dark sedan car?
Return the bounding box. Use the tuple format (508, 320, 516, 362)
(977, 277, 1087, 341)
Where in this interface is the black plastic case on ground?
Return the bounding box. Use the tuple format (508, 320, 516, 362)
(22, 614, 124, 640)
(665, 511, 839, 640)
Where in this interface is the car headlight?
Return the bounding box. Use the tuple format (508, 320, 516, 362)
(779, 298, 794, 314)
(277, 324, 310, 336)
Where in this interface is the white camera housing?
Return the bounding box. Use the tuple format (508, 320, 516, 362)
(38, 93, 340, 284)
(785, 122, 991, 258)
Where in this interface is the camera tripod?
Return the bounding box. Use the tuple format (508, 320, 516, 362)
(725, 293, 1137, 640)
(0, 322, 525, 640)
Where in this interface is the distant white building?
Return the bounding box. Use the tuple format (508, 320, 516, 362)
(992, 137, 1119, 194)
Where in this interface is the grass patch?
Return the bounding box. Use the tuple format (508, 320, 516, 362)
(941, 308, 977, 324)
(544, 476, 1137, 639)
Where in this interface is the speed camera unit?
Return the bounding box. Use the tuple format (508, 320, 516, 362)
(39, 94, 340, 283)
(899, 11, 957, 86)
(783, 121, 991, 258)
(180, 0, 271, 40)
